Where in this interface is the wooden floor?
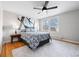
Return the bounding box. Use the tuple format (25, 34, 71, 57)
(1, 41, 25, 57)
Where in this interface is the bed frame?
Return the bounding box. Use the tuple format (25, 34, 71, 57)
(20, 38, 50, 49)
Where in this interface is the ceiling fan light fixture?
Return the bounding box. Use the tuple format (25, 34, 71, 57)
(33, 1, 58, 14)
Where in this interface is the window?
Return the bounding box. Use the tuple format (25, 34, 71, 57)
(43, 16, 59, 32)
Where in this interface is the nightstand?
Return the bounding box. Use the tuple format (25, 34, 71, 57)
(10, 34, 21, 43)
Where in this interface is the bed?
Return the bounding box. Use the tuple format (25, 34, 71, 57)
(20, 32, 51, 50)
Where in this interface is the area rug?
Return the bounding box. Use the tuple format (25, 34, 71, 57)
(12, 40, 79, 57)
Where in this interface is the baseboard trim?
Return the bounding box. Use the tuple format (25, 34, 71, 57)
(53, 37, 79, 45)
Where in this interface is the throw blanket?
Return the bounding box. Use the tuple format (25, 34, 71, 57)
(21, 32, 51, 49)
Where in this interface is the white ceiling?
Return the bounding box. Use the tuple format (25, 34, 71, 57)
(1, 1, 79, 19)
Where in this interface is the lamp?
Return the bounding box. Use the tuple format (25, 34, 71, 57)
(12, 23, 19, 34)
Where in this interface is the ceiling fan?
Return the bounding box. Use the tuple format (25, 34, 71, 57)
(33, 1, 58, 14)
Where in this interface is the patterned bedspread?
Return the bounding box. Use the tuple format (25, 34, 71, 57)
(21, 32, 51, 49)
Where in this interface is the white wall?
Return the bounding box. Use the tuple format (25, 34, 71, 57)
(3, 10, 20, 44)
(39, 9, 79, 42)
(58, 10, 79, 41)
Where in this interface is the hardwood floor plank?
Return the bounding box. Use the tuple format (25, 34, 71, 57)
(1, 41, 25, 57)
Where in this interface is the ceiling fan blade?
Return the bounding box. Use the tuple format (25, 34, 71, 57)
(33, 7, 42, 10)
(43, 1, 49, 7)
(47, 6, 58, 10)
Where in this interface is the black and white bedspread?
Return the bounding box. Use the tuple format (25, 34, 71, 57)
(21, 32, 51, 49)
